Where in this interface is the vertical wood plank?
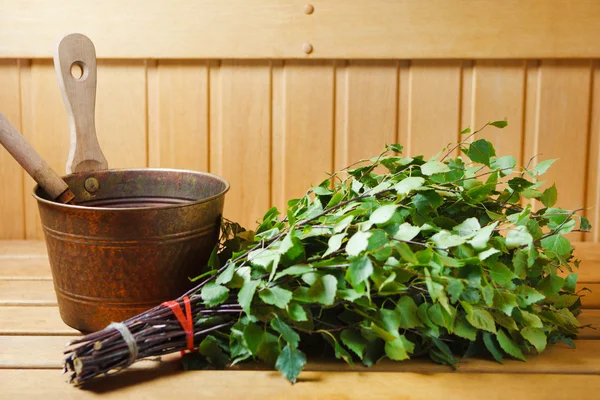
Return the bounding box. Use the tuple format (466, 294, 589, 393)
(210, 61, 271, 229)
(472, 60, 526, 159)
(20, 60, 69, 239)
(272, 61, 335, 212)
(0, 60, 24, 239)
(95, 60, 147, 169)
(148, 60, 209, 171)
(523, 61, 540, 170)
(334, 61, 398, 170)
(460, 60, 474, 133)
(586, 61, 600, 242)
(529, 61, 592, 241)
(406, 61, 462, 158)
(397, 61, 411, 150)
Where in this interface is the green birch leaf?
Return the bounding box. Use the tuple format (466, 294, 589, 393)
(275, 344, 307, 384)
(479, 248, 500, 261)
(497, 330, 526, 361)
(463, 139, 496, 166)
(384, 335, 415, 361)
(341, 328, 368, 359)
(394, 177, 425, 195)
(453, 217, 481, 237)
(506, 226, 533, 248)
(370, 204, 399, 225)
(347, 255, 374, 287)
(271, 318, 300, 347)
(482, 332, 503, 363)
(541, 235, 572, 257)
(412, 191, 444, 214)
(512, 250, 528, 279)
(515, 310, 544, 328)
(287, 302, 308, 322)
(397, 296, 423, 329)
(243, 323, 264, 355)
(446, 279, 464, 303)
(454, 314, 477, 341)
(580, 216, 592, 231)
(537, 275, 565, 297)
(324, 233, 346, 257)
(333, 215, 354, 233)
(490, 155, 516, 176)
(394, 222, 421, 241)
(554, 294, 580, 309)
(430, 230, 466, 249)
(468, 222, 498, 250)
(540, 184, 558, 208)
(259, 286, 293, 309)
(490, 262, 517, 287)
(274, 265, 313, 281)
(493, 291, 518, 316)
(421, 161, 450, 176)
(395, 241, 418, 264)
(533, 159, 558, 176)
(198, 336, 230, 369)
(215, 260, 236, 285)
(564, 273, 578, 293)
(428, 303, 455, 331)
(515, 286, 545, 307)
(201, 283, 230, 307)
(238, 280, 260, 315)
(490, 120, 508, 128)
(466, 307, 496, 333)
(307, 275, 337, 305)
(521, 327, 547, 352)
(346, 231, 372, 257)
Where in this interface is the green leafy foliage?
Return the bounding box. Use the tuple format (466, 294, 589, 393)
(184, 122, 587, 383)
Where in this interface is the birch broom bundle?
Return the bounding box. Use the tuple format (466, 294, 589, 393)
(64, 121, 590, 385)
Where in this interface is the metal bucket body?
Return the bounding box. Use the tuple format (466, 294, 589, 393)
(33, 168, 229, 332)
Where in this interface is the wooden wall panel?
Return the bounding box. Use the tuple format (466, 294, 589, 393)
(587, 62, 600, 242)
(20, 60, 69, 239)
(4, 0, 600, 59)
(210, 61, 272, 229)
(95, 61, 147, 169)
(272, 61, 335, 212)
(404, 61, 462, 158)
(472, 61, 526, 160)
(526, 61, 592, 240)
(0, 58, 598, 236)
(0, 61, 24, 239)
(334, 61, 398, 170)
(148, 60, 209, 171)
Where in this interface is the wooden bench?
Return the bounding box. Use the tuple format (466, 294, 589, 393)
(1, 240, 599, 399)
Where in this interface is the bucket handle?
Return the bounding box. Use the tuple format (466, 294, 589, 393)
(54, 33, 108, 174)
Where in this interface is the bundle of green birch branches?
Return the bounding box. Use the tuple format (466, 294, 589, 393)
(64, 121, 590, 385)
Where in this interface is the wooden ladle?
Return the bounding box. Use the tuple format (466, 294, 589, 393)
(0, 113, 75, 204)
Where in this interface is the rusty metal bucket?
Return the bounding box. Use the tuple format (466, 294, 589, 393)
(28, 33, 230, 332)
(33, 169, 228, 332)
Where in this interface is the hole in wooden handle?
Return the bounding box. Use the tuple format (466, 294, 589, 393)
(70, 61, 88, 81)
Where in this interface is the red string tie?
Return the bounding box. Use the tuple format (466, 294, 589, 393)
(162, 295, 194, 352)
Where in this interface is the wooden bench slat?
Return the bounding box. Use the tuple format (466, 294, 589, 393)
(0, 241, 47, 256)
(0, 258, 51, 279)
(0, 307, 80, 336)
(2, 334, 599, 375)
(1, 370, 599, 400)
(0, 281, 57, 305)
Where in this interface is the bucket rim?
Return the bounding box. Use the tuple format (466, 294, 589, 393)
(31, 167, 231, 212)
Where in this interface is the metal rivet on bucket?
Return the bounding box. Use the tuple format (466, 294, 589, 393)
(84, 177, 99, 193)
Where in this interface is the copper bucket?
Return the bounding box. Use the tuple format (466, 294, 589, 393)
(29, 34, 230, 332)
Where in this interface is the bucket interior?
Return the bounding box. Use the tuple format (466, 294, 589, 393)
(34, 169, 229, 209)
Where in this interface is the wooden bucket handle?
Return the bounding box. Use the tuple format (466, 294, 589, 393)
(54, 33, 108, 174)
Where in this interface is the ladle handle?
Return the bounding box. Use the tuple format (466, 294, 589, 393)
(0, 113, 74, 203)
(54, 33, 108, 174)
